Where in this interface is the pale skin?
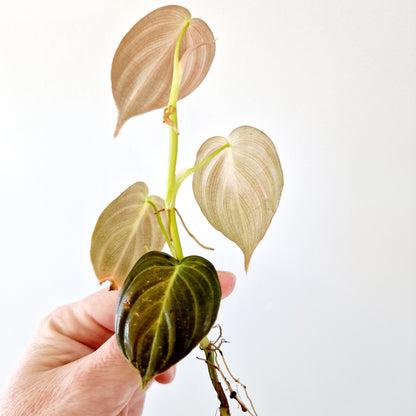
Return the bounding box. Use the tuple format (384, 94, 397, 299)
(0, 271, 236, 416)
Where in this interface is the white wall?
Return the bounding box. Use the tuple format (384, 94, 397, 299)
(0, 0, 415, 415)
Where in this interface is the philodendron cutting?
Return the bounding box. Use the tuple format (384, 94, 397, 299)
(90, 5, 283, 415)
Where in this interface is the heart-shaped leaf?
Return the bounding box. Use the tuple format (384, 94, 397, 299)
(192, 126, 284, 271)
(112, 5, 215, 136)
(115, 251, 221, 388)
(90, 182, 167, 289)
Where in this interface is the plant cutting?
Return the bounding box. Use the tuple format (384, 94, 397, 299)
(90, 5, 283, 415)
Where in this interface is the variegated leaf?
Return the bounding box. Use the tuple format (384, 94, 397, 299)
(90, 182, 167, 288)
(112, 5, 215, 136)
(192, 126, 284, 271)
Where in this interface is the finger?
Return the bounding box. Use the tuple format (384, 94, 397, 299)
(155, 365, 176, 384)
(217, 271, 236, 299)
(40, 289, 119, 351)
(75, 288, 120, 332)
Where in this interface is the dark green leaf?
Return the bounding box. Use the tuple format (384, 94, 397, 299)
(115, 251, 221, 388)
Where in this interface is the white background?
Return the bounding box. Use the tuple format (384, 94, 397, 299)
(0, 0, 415, 415)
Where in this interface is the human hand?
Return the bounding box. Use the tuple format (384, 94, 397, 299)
(0, 271, 236, 416)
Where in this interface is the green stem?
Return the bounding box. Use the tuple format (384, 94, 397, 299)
(146, 199, 174, 256)
(168, 207, 182, 259)
(162, 19, 232, 416)
(164, 20, 190, 261)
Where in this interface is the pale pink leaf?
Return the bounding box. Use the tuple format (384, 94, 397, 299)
(112, 5, 215, 136)
(90, 182, 167, 288)
(192, 126, 284, 271)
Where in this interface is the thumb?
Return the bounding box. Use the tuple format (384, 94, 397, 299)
(82, 335, 140, 385)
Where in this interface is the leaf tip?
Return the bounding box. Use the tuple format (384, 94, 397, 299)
(141, 374, 151, 389)
(114, 117, 124, 138)
(244, 254, 252, 274)
(243, 242, 262, 273)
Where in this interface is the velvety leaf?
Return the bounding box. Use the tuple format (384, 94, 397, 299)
(90, 182, 167, 289)
(112, 5, 215, 136)
(192, 126, 284, 271)
(115, 251, 221, 387)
